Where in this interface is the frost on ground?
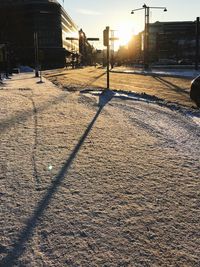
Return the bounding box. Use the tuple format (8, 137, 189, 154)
(0, 73, 200, 267)
(112, 66, 200, 79)
(44, 66, 195, 109)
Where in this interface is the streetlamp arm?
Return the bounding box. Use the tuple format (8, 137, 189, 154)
(131, 7, 145, 14)
(130, 4, 167, 71)
(148, 6, 167, 10)
(131, 6, 167, 14)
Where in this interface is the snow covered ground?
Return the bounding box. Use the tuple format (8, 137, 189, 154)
(112, 66, 200, 79)
(44, 66, 197, 109)
(0, 73, 199, 266)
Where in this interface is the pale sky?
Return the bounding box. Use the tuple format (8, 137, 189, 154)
(58, 0, 200, 48)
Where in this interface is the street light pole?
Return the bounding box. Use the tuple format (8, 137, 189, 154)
(131, 4, 167, 70)
(144, 5, 150, 70)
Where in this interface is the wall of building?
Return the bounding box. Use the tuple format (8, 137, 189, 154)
(0, 0, 79, 69)
(61, 8, 79, 53)
(127, 20, 200, 64)
(149, 21, 198, 62)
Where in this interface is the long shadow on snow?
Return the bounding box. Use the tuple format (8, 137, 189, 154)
(153, 75, 189, 96)
(75, 71, 106, 89)
(84, 89, 200, 117)
(0, 89, 114, 267)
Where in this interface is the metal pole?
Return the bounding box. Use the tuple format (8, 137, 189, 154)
(34, 32, 39, 77)
(131, 5, 166, 70)
(106, 27, 110, 89)
(110, 30, 115, 69)
(39, 69, 43, 83)
(195, 17, 199, 70)
(143, 7, 147, 68)
(146, 7, 150, 70)
(144, 6, 149, 70)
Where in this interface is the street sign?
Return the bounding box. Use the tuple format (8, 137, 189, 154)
(87, 38, 100, 41)
(65, 37, 79, 40)
(66, 37, 99, 41)
(103, 27, 109, 47)
(109, 37, 119, 41)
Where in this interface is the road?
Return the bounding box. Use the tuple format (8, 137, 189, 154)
(0, 73, 199, 266)
(44, 66, 194, 108)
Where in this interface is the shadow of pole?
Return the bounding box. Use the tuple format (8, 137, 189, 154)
(0, 90, 114, 267)
(153, 75, 189, 95)
(87, 71, 106, 86)
(81, 71, 106, 89)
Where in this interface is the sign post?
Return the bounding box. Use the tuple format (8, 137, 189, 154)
(103, 26, 110, 89)
(34, 32, 39, 77)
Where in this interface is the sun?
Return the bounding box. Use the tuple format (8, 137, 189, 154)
(115, 22, 134, 46)
(117, 27, 132, 46)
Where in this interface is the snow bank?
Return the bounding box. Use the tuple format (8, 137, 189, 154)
(112, 68, 200, 79)
(84, 88, 200, 127)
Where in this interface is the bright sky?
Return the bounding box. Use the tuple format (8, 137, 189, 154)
(58, 0, 200, 49)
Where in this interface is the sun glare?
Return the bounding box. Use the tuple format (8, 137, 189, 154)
(115, 22, 135, 47)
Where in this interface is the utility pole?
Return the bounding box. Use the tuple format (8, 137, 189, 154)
(195, 17, 199, 70)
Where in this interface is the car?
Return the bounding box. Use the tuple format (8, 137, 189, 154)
(190, 74, 200, 107)
(178, 59, 193, 65)
(157, 59, 177, 65)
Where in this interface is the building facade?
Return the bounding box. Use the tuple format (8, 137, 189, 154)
(149, 21, 198, 63)
(79, 29, 96, 66)
(0, 0, 79, 69)
(128, 20, 200, 64)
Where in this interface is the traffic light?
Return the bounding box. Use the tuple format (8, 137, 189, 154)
(103, 26, 109, 46)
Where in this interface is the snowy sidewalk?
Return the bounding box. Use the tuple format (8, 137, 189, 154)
(0, 73, 200, 266)
(111, 66, 200, 79)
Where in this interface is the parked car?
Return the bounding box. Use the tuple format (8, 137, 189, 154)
(157, 59, 177, 65)
(190, 75, 200, 107)
(178, 59, 193, 65)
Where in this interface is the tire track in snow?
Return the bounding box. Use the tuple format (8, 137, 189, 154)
(19, 90, 40, 186)
(112, 99, 199, 155)
(29, 95, 40, 186)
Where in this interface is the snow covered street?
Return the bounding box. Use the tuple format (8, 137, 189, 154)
(0, 73, 200, 266)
